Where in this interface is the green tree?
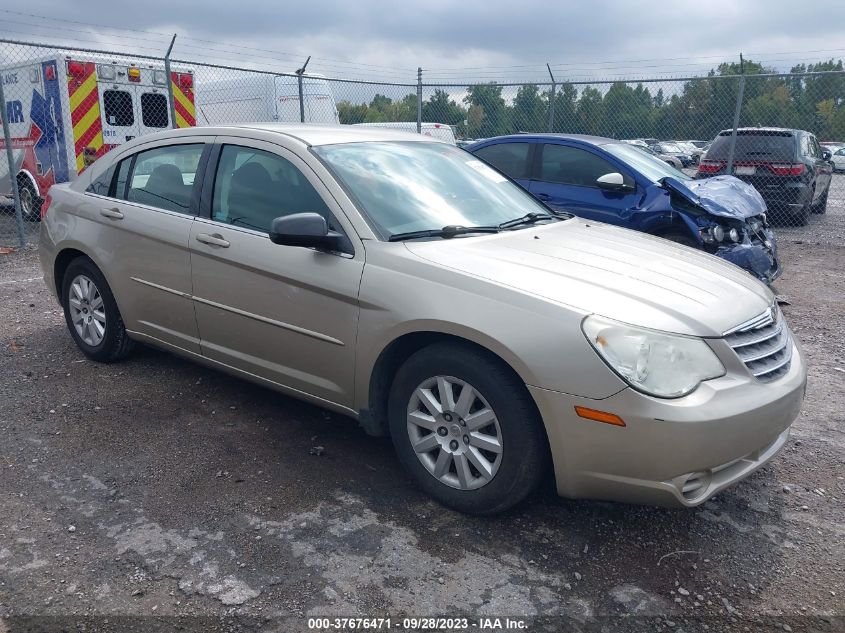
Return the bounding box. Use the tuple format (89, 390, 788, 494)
(336, 100, 369, 124)
(550, 83, 578, 133)
(464, 83, 507, 137)
(422, 89, 466, 126)
(510, 84, 547, 133)
(577, 87, 605, 135)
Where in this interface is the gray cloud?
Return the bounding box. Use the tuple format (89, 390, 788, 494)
(3, 1, 845, 82)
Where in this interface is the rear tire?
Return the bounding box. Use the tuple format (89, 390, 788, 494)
(811, 188, 828, 214)
(388, 343, 549, 515)
(792, 200, 811, 226)
(17, 177, 41, 222)
(61, 257, 135, 362)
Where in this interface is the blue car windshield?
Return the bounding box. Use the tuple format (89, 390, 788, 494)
(604, 143, 692, 183)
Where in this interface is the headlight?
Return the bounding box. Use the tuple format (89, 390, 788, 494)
(711, 225, 725, 242)
(728, 228, 740, 242)
(582, 316, 725, 398)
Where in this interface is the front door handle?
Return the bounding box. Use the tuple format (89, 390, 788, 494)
(100, 207, 124, 220)
(196, 233, 230, 248)
(535, 193, 551, 201)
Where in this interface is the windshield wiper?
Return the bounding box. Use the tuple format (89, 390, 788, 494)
(388, 225, 501, 242)
(498, 211, 563, 229)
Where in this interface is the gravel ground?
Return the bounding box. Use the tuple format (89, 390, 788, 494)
(0, 180, 843, 632)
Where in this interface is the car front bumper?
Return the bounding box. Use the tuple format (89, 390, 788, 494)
(713, 233, 781, 284)
(529, 338, 806, 507)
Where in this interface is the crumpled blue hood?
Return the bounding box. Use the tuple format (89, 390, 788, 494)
(661, 175, 767, 219)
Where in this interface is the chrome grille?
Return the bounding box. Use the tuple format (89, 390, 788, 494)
(724, 305, 792, 383)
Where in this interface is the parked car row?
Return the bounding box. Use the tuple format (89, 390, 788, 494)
(468, 134, 781, 283)
(820, 141, 845, 172)
(697, 127, 834, 226)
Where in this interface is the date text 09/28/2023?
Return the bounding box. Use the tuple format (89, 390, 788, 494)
(307, 616, 529, 630)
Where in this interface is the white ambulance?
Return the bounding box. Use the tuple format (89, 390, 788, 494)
(195, 72, 339, 126)
(1, 56, 195, 219)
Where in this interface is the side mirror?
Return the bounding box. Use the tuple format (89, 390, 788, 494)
(822, 150, 832, 161)
(596, 172, 631, 191)
(269, 212, 341, 250)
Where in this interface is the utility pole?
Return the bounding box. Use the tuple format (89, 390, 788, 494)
(726, 53, 746, 175)
(546, 63, 556, 133)
(164, 34, 178, 129)
(296, 56, 311, 123)
(417, 67, 423, 133)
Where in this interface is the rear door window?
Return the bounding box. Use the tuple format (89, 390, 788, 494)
(85, 166, 115, 196)
(473, 142, 532, 179)
(120, 144, 205, 213)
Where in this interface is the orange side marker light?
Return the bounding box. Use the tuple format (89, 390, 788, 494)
(575, 406, 626, 427)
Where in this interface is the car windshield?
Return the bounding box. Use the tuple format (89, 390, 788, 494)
(313, 141, 556, 239)
(604, 143, 692, 183)
(661, 143, 682, 153)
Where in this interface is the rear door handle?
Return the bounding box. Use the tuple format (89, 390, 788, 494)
(196, 233, 230, 248)
(100, 207, 124, 220)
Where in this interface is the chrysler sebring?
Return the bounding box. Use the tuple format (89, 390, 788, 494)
(38, 125, 806, 514)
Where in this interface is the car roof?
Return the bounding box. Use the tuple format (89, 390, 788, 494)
(124, 123, 446, 148)
(717, 127, 800, 136)
(476, 133, 619, 146)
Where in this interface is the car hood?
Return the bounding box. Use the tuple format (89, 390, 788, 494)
(404, 219, 773, 337)
(661, 175, 767, 220)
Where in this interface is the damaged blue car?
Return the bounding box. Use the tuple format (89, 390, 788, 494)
(468, 134, 780, 283)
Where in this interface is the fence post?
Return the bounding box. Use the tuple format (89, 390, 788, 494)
(546, 64, 556, 133)
(0, 74, 26, 247)
(726, 53, 746, 175)
(296, 56, 311, 124)
(164, 34, 178, 130)
(417, 67, 423, 133)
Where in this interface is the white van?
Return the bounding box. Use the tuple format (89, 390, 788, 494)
(354, 122, 457, 145)
(195, 73, 339, 125)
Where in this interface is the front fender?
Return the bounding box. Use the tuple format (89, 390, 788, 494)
(353, 246, 628, 413)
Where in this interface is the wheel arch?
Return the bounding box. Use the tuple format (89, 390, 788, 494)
(360, 330, 545, 442)
(53, 247, 100, 298)
(16, 170, 40, 198)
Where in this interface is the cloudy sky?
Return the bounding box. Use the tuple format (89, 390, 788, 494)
(2, 1, 845, 83)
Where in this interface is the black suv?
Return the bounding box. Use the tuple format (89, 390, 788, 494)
(697, 128, 834, 225)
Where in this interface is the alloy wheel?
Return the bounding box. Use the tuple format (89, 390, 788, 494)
(20, 186, 33, 218)
(406, 375, 503, 490)
(68, 274, 106, 347)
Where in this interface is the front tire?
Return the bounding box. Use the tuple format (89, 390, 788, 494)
(388, 343, 549, 515)
(61, 257, 135, 362)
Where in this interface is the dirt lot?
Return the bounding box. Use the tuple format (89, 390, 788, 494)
(0, 182, 843, 632)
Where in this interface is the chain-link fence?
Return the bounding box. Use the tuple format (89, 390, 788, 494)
(2, 37, 844, 246)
